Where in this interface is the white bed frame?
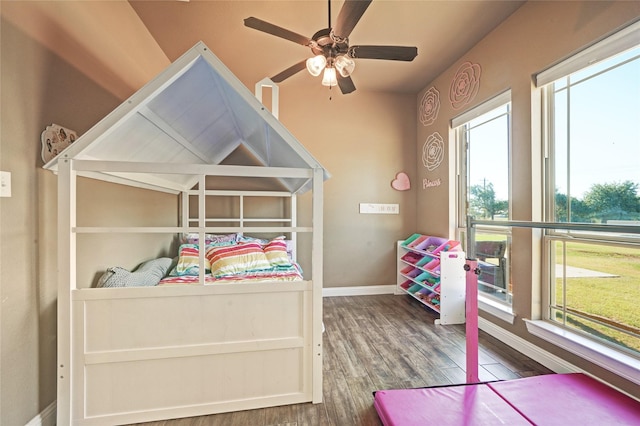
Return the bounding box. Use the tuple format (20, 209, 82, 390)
(49, 42, 328, 425)
(56, 161, 324, 425)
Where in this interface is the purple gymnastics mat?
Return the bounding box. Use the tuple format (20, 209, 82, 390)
(373, 373, 640, 425)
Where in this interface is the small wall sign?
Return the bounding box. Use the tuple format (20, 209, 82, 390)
(41, 124, 78, 163)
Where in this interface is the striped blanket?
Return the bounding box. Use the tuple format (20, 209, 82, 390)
(158, 264, 303, 285)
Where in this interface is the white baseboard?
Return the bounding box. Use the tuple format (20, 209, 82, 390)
(323, 284, 396, 297)
(478, 317, 580, 374)
(26, 401, 56, 426)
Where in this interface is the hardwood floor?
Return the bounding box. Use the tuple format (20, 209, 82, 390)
(130, 295, 553, 426)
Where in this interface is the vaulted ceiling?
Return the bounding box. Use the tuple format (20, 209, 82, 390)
(2, 1, 525, 99)
(130, 0, 525, 95)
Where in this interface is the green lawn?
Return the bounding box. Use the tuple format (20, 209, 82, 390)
(474, 232, 640, 354)
(553, 241, 640, 353)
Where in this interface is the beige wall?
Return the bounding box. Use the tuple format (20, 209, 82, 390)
(416, 1, 640, 396)
(279, 86, 417, 287)
(0, 17, 123, 424)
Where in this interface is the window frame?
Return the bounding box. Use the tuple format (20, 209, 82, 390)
(453, 90, 514, 317)
(535, 20, 640, 383)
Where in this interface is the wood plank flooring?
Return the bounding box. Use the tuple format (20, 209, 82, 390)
(130, 295, 553, 426)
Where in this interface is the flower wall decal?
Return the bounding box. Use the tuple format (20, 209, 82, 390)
(422, 132, 445, 172)
(449, 61, 482, 110)
(419, 87, 440, 126)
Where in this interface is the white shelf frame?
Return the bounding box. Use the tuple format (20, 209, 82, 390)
(396, 240, 466, 325)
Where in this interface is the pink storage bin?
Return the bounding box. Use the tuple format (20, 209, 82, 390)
(400, 280, 413, 291)
(432, 240, 461, 255)
(401, 252, 423, 265)
(401, 266, 421, 278)
(422, 258, 440, 271)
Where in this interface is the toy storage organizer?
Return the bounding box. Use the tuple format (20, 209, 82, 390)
(396, 234, 465, 325)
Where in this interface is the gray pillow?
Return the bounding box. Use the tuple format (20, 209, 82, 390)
(97, 257, 173, 288)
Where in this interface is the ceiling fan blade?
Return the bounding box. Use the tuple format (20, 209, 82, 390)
(337, 74, 356, 94)
(244, 17, 311, 46)
(271, 60, 308, 83)
(349, 45, 418, 61)
(333, 0, 372, 40)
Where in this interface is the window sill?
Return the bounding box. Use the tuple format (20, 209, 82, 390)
(478, 296, 515, 324)
(524, 319, 640, 386)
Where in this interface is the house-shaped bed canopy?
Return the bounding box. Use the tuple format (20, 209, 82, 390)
(47, 42, 328, 425)
(44, 41, 329, 194)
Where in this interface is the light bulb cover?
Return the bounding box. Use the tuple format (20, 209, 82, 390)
(306, 55, 327, 77)
(335, 55, 356, 78)
(321, 67, 338, 87)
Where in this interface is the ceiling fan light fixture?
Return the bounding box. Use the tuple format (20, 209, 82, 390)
(335, 55, 356, 78)
(245, 0, 416, 94)
(321, 67, 338, 87)
(306, 55, 327, 77)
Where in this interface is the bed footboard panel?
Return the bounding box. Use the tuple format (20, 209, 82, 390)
(71, 282, 315, 425)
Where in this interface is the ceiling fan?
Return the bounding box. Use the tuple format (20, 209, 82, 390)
(244, 0, 418, 94)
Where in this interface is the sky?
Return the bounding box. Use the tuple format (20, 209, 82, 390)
(468, 46, 639, 202)
(556, 47, 640, 199)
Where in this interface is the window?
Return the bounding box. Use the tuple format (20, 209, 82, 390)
(453, 91, 513, 309)
(539, 22, 640, 363)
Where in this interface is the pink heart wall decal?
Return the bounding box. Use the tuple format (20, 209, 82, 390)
(391, 172, 410, 191)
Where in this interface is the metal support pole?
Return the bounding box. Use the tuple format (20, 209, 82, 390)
(464, 258, 480, 384)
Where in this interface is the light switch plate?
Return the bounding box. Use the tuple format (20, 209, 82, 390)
(359, 203, 399, 214)
(0, 171, 11, 197)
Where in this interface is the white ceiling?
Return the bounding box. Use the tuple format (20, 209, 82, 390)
(129, 0, 525, 95)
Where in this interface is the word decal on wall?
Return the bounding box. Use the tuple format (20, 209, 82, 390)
(423, 178, 441, 189)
